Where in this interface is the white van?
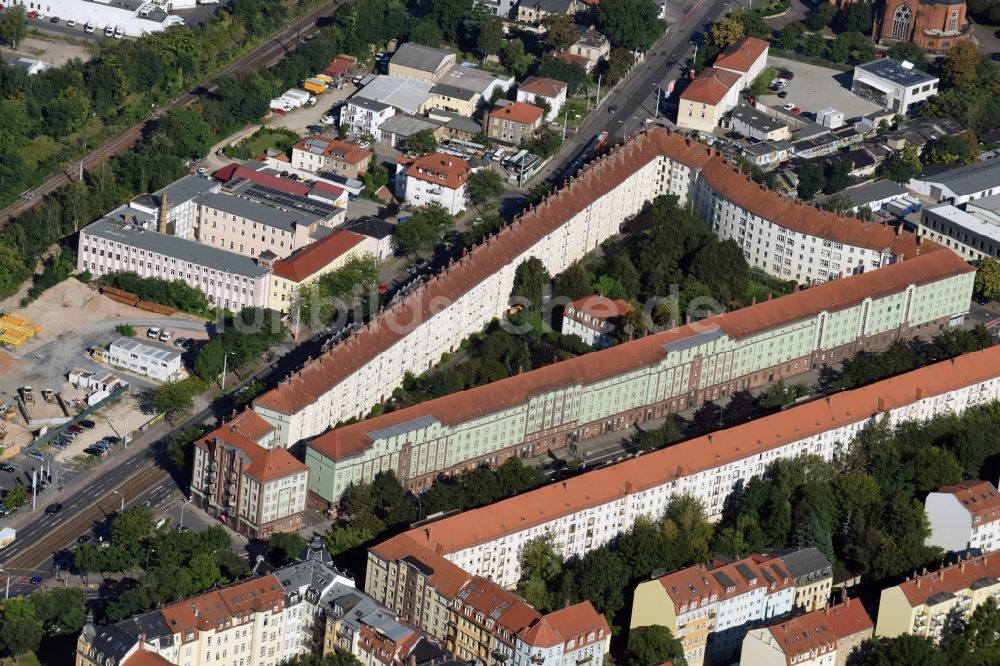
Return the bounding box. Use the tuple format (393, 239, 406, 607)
(113, 26, 124, 39)
(104, 25, 114, 37)
(84, 22, 95, 33)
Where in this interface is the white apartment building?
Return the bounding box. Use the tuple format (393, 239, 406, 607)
(129, 174, 220, 240)
(373, 346, 1000, 590)
(925, 480, 1000, 555)
(560, 295, 634, 349)
(694, 158, 924, 284)
(103, 337, 184, 382)
(252, 127, 936, 450)
(78, 218, 271, 312)
(342, 97, 396, 142)
(516, 77, 569, 122)
(394, 153, 471, 215)
(916, 203, 1000, 261)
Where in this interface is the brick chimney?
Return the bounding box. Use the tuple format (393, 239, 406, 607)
(158, 193, 169, 235)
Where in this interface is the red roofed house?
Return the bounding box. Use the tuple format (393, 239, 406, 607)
(291, 136, 373, 179)
(486, 101, 546, 146)
(677, 67, 742, 133)
(713, 36, 770, 90)
(631, 553, 797, 665)
(268, 229, 368, 315)
(876, 552, 1000, 643)
(190, 409, 309, 538)
(561, 295, 635, 348)
(516, 76, 569, 121)
(741, 599, 873, 666)
(925, 480, 1000, 554)
(395, 152, 472, 214)
(515, 602, 611, 666)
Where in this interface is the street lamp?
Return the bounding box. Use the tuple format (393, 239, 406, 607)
(180, 498, 190, 529)
(112, 490, 124, 513)
(0, 568, 9, 599)
(145, 548, 156, 570)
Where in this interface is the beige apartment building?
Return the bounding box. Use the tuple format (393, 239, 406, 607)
(195, 193, 322, 260)
(876, 553, 1000, 643)
(741, 599, 873, 666)
(486, 101, 544, 145)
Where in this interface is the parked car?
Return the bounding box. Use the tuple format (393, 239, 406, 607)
(44, 503, 62, 515)
(77, 535, 92, 544)
(103, 436, 121, 445)
(173, 337, 188, 348)
(0, 463, 15, 472)
(104, 25, 114, 37)
(27, 10, 39, 18)
(27, 451, 44, 461)
(777, 91, 788, 99)
(159, 330, 173, 342)
(30, 576, 42, 585)
(84, 22, 95, 32)
(49, 16, 60, 22)
(608, 105, 618, 114)
(147, 327, 161, 339)
(67, 19, 76, 26)
(68, 425, 84, 433)
(320, 115, 336, 125)
(80, 419, 96, 429)
(781, 103, 795, 111)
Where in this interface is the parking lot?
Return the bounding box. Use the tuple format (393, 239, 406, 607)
(760, 56, 884, 122)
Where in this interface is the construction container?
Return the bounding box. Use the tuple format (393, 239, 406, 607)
(304, 78, 328, 94)
(136, 300, 176, 316)
(280, 89, 310, 108)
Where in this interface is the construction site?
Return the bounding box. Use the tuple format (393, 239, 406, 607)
(0, 279, 210, 463)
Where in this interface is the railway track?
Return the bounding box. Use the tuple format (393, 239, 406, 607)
(3, 463, 170, 570)
(0, 0, 345, 226)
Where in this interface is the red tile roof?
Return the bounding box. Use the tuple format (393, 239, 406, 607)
(253, 127, 941, 420)
(896, 553, 1000, 607)
(554, 51, 590, 69)
(519, 76, 568, 99)
(123, 651, 174, 666)
(401, 152, 471, 190)
(295, 136, 373, 165)
(195, 410, 307, 483)
(384, 345, 998, 557)
(698, 158, 932, 259)
(490, 101, 545, 125)
(271, 229, 366, 283)
(160, 574, 285, 638)
(658, 554, 793, 607)
(714, 36, 770, 75)
(823, 599, 874, 641)
(310, 181, 347, 200)
(369, 533, 470, 597)
(680, 67, 741, 105)
(936, 480, 1000, 525)
(211, 163, 311, 197)
(307, 250, 969, 463)
(567, 295, 634, 321)
(541, 602, 609, 649)
(764, 600, 872, 665)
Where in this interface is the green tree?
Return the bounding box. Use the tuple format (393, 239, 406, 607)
(3, 483, 28, 513)
(394, 204, 453, 254)
(410, 18, 445, 47)
(975, 257, 1000, 302)
(267, 532, 306, 566)
(940, 41, 981, 89)
(594, 274, 627, 300)
(543, 14, 579, 50)
(153, 377, 206, 423)
(527, 130, 563, 158)
(627, 625, 687, 666)
(517, 535, 564, 612)
(0, 597, 42, 656)
(775, 22, 805, 50)
(563, 548, 629, 617)
(501, 39, 536, 78)
(880, 145, 922, 184)
(512, 257, 550, 310)
(477, 18, 505, 56)
(604, 47, 636, 85)
(922, 135, 976, 165)
(943, 598, 1000, 665)
(553, 263, 593, 300)
(406, 129, 439, 155)
(158, 108, 214, 159)
(466, 169, 505, 206)
(31, 588, 87, 636)
(805, 2, 836, 30)
(536, 56, 589, 95)
(363, 160, 390, 198)
(430, 0, 473, 41)
(796, 161, 825, 199)
(709, 12, 745, 48)
(594, 0, 665, 49)
(822, 192, 854, 214)
(0, 5, 27, 49)
(853, 635, 947, 666)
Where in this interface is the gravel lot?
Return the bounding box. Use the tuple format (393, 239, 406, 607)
(762, 56, 884, 121)
(9, 35, 94, 65)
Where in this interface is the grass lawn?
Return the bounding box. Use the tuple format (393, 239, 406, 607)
(1, 653, 43, 666)
(745, 267, 796, 305)
(561, 98, 591, 127)
(224, 127, 301, 160)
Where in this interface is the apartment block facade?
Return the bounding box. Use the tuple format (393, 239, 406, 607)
(367, 345, 1000, 590)
(630, 554, 798, 665)
(190, 411, 309, 539)
(876, 553, 1000, 643)
(302, 250, 973, 506)
(740, 599, 873, 666)
(365, 535, 609, 666)
(78, 218, 270, 312)
(194, 193, 321, 261)
(252, 127, 937, 455)
(925, 480, 1000, 555)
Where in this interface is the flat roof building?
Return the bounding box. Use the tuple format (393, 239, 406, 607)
(852, 59, 939, 114)
(916, 203, 1000, 261)
(725, 104, 790, 141)
(103, 337, 184, 383)
(388, 43, 456, 83)
(908, 158, 1000, 205)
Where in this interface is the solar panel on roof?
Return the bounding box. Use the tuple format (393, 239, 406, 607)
(735, 563, 757, 582)
(713, 571, 737, 589)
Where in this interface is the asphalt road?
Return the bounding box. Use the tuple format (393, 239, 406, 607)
(540, 0, 732, 184)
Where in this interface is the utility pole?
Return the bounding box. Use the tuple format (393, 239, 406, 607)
(31, 469, 36, 511)
(595, 74, 602, 107)
(221, 352, 234, 392)
(655, 86, 662, 120)
(561, 106, 569, 142)
(124, 413, 128, 449)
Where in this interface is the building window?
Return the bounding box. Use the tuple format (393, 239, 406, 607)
(947, 10, 958, 31)
(892, 4, 912, 40)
